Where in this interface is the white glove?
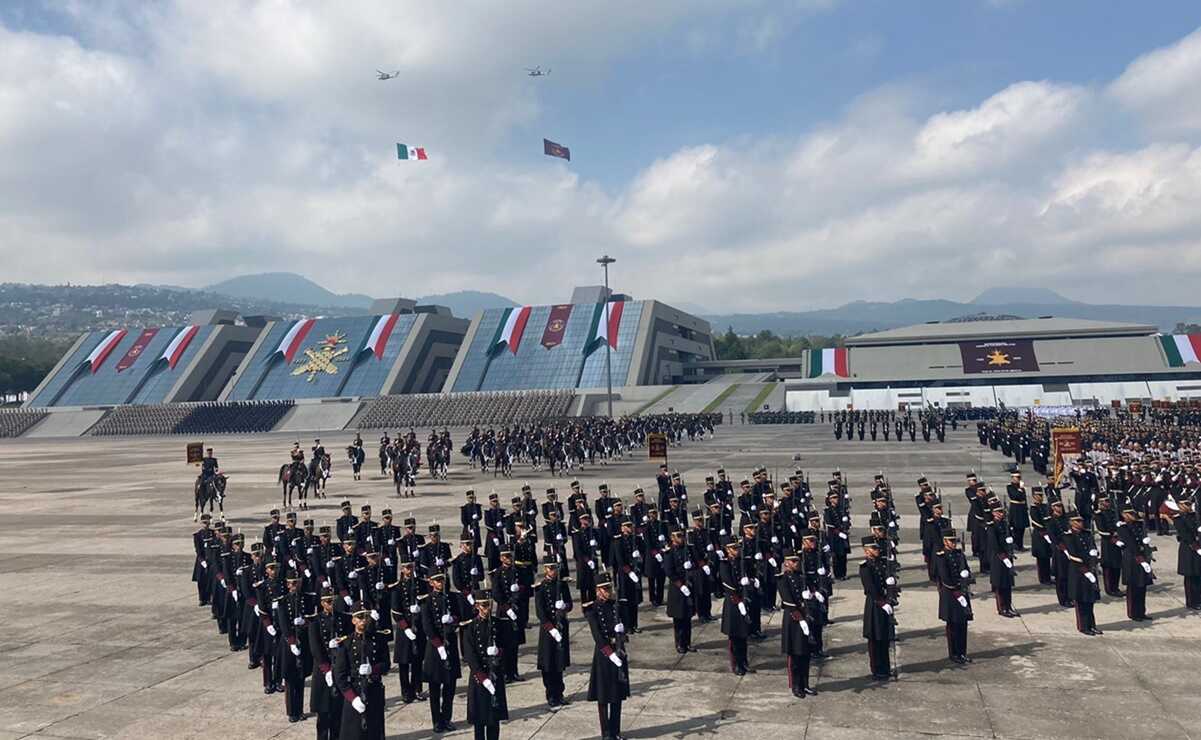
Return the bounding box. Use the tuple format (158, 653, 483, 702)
(470, 566, 479, 576)
(358, 663, 371, 676)
(959, 569, 970, 578)
(435, 558, 444, 566)
(557, 534, 564, 541)
(615, 622, 625, 633)
(655, 553, 663, 563)
(680, 585, 692, 597)
(629, 571, 639, 583)
(740, 577, 750, 586)
(817, 567, 827, 576)
(815, 592, 825, 603)
(410, 604, 420, 614)
(633, 550, 641, 559)
(473, 514, 479, 521)
(230, 590, 238, 602)
(800, 619, 811, 635)
(889, 521, 898, 529)
(1002, 558, 1013, 569)
(1141, 561, 1152, 574)
(506, 608, 518, 621)
(290, 643, 301, 656)
(510, 583, 520, 593)
(254, 605, 262, 617)
(721, 529, 728, 536)
(823, 544, 831, 552)
(482, 678, 496, 695)
(328, 638, 339, 649)
(404, 628, 417, 640)
(702, 565, 712, 576)
(754, 552, 763, 561)
(344, 596, 354, 606)
(1088, 549, 1098, 558)
(768, 558, 778, 568)
(771, 536, 779, 544)
(289, 559, 296, 569)
(790, 525, 797, 534)
(885, 576, 896, 586)
(266, 625, 277, 636)
(370, 609, 379, 621)
(957, 595, 968, 608)
(1143, 536, 1151, 545)
(1085, 572, 1097, 583)
(486, 645, 499, 656)
(437, 645, 448, 661)
(684, 560, 693, 570)
(388, 538, 396, 545)
(842, 516, 849, 523)
(838, 532, 848, 540)
(348, 570, 358, 579)
(304, 567, 313, 578)
(706, 544, 714, 552)
(738, 601, 748, 616)
(352, 696, 367, 714)
(293, 617, 305, 626)
(324, 670, 334, 687)
(590, 539, 597, 547)
(754, 578, 761, 588)
(550, 627, 563, 643)
(882, 603, 894, 615)
(441, 613, 453, 624)
(201, 560, 208, 569)
(659, 534, 666, 542)
(588, 560, 596, 570)
(1116, 540, 1126, 548)
(608, 652, 623, 667)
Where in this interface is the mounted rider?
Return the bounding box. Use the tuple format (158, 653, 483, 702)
(201, 447, 220, 484)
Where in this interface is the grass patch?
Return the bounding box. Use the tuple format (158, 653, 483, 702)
(744, 382, 779, 414)
(702, 384, 740, 413)
(633, 386, 678, 416)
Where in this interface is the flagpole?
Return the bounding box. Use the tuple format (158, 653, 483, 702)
(597, 255, 616, 419)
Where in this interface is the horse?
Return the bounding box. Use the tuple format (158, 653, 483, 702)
(193, 473, 226, 521)
(277, 462, 308, 510)
(347, 444, 366, 481)
(378, 443, 390, 476)
(304, 454, 331, 506)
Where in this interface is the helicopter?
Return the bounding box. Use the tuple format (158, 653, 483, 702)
(376, 69, 400, 80)
(525, 66, 550, 77)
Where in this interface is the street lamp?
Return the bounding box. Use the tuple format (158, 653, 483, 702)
(597, 255, 616, 418)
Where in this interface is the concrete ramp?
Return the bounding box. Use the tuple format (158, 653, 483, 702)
(273, 402, 361, 433)
(24, 409, 108, 438)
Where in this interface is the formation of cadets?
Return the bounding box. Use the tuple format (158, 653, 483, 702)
(823, 406, 997, 443)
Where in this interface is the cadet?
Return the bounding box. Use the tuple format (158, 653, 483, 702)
(778, 549, 816, 696)
(935, 529, 973, 663)
(334, 604, 391, 740)
(533, 556, 573, 709)
(1174, 498, 1201, 609)
(1065, 511, 1102, 635)
(719, 539, 753, 676)
(585, 576, 629, 740)
(390, 560, 427, 704)
(462, 590, 508, 740)
(309, 587, 349, 740)
(421, 572, 462, 734)
(1117, 507, 1155, 621)
(665, 530, 696, 653)
(859, 536, 894, 680)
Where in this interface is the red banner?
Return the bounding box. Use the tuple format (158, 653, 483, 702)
(116, 328, 159, 372)
(541, 304, 573, 349)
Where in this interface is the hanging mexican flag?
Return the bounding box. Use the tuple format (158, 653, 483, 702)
(275, 318, 316, 363)
(585, 300, 624, 353)
(364, 314, 401, 359)
(1159, 334, 1201, 367)
(85, 329, 127, 374)
(160, 325, 200, 369)
(490, 306, 532, 355)
(808, 347, 848, 378)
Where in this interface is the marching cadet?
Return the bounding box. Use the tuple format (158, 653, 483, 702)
(688, 509, 716, 623)
(611, 519, 644, 633)
(193, 513, 214, 606)
(375, 509, 401, 561)
(534, 556, 573, 709)
(333, 533, 364, 612)
(585, 575, 629, 740)
(336, 501, 356, 543)
(1048, 500, 1073, 607)
(963, 474, 979, 555)
(264, 508, 285, 554)
(573, 512, 603, 605)
(987, 506, 1020, 617)
(755, 507, 782, 612)
(240, 542, 268, 670)
(1174, 497, 1201, 609)
(390, 559, 427, 704)
(276, 570, 312, 723)
(453, 537, 486, 602)
(542, 507, 571, 579)
(824, 492, 850, 580)
(462, 590, 509, 740)
(484, 494, 506, 570)
(922, 502, 950, 582)
(1006, 472, 1029, 551)
(666, 530, 696, 653)
(353, 506, 376, 550)
(643, 506, 668, 607)
(492, 548, 527, 683)
(543, 487, 565, 523)
(1065, 511, 1103, 635)
(1117, 507, 1156, 621)
(361, 548, 391, 634)
(421, 572, 462, 734)
(334, 604, 391, 740)
(969, 487, 992, 574)
(778, 549, 816, 696)
(935, 529, 973, 663)
(1028, 488, 1054, 585)
(738, 521, 766, 639)
(719, 539, 754, 676)
(256, 558, 285, 694)
(798, 532, 829, 657)
(860, 537, 895, 680)
(420, 523, 452, 580)
(222, 534, 250, 651)
(1093, 496, 1125, 597)
(309, 587, 349, 740)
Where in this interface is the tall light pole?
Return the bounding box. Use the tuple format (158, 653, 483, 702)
(597, 255, 616, 418)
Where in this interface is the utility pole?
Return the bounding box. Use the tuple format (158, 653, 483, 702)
(597, 254, 617, 418)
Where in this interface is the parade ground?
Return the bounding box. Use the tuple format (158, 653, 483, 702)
(1, 425, 1199, 740)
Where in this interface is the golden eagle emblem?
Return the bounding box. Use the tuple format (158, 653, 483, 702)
(291, 332, 349, 382)
(986, 350, 1011, 366)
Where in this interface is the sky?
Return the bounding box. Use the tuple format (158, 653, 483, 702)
(3, 1, 1201, 312)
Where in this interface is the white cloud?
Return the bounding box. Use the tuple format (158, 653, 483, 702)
(2, 5, 1201, 314)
